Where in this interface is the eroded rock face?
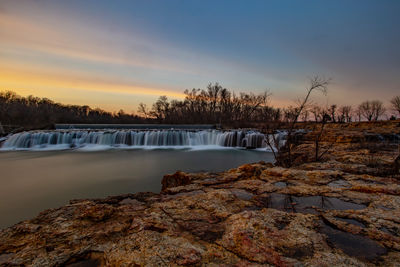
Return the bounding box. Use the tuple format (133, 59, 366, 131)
(1, 122, 400, 266)
(162, 171, 191, 191)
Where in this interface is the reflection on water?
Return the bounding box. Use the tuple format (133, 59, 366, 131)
(0, 149, 273, 229)
(256, 193, 366, 214)
(320, 223, 387, 261)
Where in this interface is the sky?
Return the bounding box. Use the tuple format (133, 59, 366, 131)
(0, 0, 399, 113)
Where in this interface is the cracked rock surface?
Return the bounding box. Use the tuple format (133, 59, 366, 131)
(1, 121, 400, 266)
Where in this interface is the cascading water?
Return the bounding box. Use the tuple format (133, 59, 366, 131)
(0, 129, 286, 151)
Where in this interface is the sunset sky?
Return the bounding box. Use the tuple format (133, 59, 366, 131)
(1, 0, 399, 113)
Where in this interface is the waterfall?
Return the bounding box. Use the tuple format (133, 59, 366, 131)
(0, 129, 285, 151)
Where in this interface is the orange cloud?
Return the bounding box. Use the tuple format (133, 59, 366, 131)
(0, 12, 197, 74)
(0, 65, 186, 100)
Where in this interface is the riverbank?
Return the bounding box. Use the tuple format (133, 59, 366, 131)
(0, 121, 399, 266)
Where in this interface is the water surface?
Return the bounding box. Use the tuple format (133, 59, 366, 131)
(0, 149, 273, 229)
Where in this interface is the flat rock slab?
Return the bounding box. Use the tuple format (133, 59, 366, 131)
(1, 122, 400, 266)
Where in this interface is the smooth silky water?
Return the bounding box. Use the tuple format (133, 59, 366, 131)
(0, 146, 274, 229)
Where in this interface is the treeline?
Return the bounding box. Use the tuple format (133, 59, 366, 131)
(137, 83, 276, 126)
(302, 98, 399, 123)
(0, 91, 148, 130)
(1, 83, 400, 131)
(139, 83, 400, 124)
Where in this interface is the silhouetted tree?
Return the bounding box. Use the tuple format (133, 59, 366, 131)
(329, 104, 337, 122)
(137, 103, 149, 119)
(390, 96, 400, 117)
(266, 76, 330, 167)
(358, 100, 386, 121)
(150, 96, 170, 121)
(338, 105, 352, 123)
(300, 109, 309, 122)
(310, 105, 323, 122)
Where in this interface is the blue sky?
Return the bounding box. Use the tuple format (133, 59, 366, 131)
(0, 0, 399, 112)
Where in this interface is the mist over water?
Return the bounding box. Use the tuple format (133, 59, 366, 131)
(0, 148, 274, 229)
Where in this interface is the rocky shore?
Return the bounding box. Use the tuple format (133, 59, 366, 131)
(1, 121, 400, 266)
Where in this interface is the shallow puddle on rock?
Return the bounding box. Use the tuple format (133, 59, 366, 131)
(355, 179, 385, 185)
(173, 190, 205, 198)
(256, 193, 304, 213)
(335, 217, 366, 228)
(320, 223, 387, 261)
(375, 204, 394, 211)
(380, 227, 398, 236)
(230, 189, 254, 200)
(66, 259, 100, 267)
(119, 198, 144, 205)
(255, 193, 366, 214)
(327, 179, 351, 188)
(273, 181, 287, 188)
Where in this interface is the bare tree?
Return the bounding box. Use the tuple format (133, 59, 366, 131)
(355, 107, 362, 122)
(266, 76, 330, 167)
(292, 77, 329, 124)
(372, 100, 386, 120)
(338, 105, 352, 123)
(150, 96, 170, 121)
(313, 114, 335, 162)
(329, 104, 337, 122)
(358, 100, 386, 121)
(137, 103, 149, 119)
(310, 105, 324, 122)
(390, 96, 400, 117)
(301, 109, 309, 122)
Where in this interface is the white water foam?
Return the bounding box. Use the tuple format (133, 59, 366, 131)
(0, 129, 286, 151)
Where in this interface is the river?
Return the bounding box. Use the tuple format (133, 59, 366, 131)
(0, 148, 274, 229)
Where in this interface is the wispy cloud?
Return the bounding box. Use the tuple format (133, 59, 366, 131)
(0, 12, 196, 74)
(1, 0, 399, 110)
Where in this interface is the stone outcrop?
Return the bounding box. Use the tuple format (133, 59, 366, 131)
(162, 171, 191, 191)
(1, 121, 400, 266)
